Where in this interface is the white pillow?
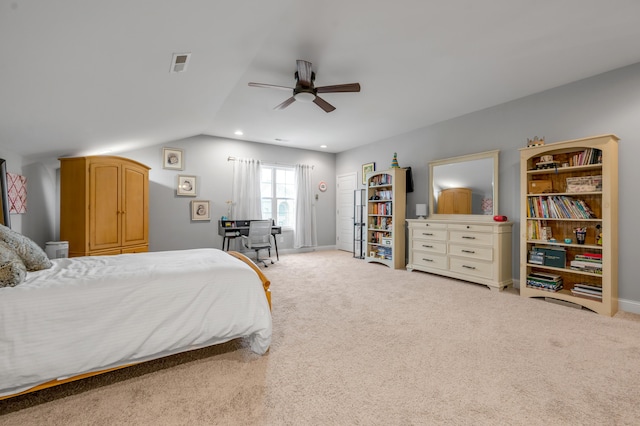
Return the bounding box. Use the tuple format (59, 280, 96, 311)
(0, 240, 27, 287)
(0, 224, 52, 271)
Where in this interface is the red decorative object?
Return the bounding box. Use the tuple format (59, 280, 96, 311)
(6, 172, 27, 214)
(493, 215, 508, 222)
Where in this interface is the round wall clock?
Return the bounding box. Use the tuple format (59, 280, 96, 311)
(318, 181, 327, 192)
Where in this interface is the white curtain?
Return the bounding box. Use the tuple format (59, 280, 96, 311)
(231, 158, 262, 219)
(294, 164, 317, 248)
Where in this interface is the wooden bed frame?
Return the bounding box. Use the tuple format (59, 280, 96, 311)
(0, 251, 271, 401)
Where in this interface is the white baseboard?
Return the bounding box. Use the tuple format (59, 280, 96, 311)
(277, 245, 336, 255)
(618, 298, 640, 315)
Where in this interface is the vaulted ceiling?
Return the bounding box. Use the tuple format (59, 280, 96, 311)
(2, 0, 640, 163)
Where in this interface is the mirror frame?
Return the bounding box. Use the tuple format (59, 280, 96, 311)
(428, 149, 499, 221)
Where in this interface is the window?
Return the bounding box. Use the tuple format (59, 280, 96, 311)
(261, 165, 296, 228)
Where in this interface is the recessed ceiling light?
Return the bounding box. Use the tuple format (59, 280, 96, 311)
(320, 145, 327, 148)
(234, 130, 243, 136)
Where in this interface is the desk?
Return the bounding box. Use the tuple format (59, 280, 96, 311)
(218, 220, 281, 260)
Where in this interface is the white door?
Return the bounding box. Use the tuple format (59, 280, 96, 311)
(336, 172, 357, 252)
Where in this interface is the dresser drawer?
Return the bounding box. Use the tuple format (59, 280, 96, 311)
(449, 244, 493, 261)
(412, 240, 446, 254)
(449, 231, 493, 246)
(412, 251, 448, 270)
(413, 221, 447, 230)
(412, 228, 447, 241)
(449, 257, 493, 279)
(448, 223, 492, 233)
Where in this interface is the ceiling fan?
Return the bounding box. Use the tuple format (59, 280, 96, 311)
(248, 60, 361, 113)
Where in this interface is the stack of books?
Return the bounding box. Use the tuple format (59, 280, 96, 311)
(570, 253, 602, 274)
(570, 284, 603, 300)
(526, 272, 563, 292)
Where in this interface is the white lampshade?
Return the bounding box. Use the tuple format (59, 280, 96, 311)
(416, 203, 427, 219)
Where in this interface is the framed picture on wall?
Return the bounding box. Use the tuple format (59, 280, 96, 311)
(163, 147, 184, 170)
(362, 162, 375, 184)
(191, 200, 210, 221)
(177, 175, 197, 196)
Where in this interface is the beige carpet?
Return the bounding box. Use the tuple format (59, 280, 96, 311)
(2, 250, 640, 425)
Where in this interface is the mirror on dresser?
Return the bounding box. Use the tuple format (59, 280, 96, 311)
(429, 150, 499, 220)
(407, 149, 511, 291)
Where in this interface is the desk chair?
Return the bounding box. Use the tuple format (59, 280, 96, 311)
(241, 220, 274, 267)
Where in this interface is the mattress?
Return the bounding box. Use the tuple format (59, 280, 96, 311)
(0, 248, 272, 397)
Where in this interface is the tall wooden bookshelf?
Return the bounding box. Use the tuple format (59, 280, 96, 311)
(519, 134, 618, 315)
(365, 168, 406, 269)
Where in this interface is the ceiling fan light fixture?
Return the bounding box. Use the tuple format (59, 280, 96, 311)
(249, 60, 360, 112)
(293, 92, 315, 102)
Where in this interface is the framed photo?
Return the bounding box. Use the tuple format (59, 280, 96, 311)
(177, 175, 197, 196)
(163, 147, 184, 170)
(191, 200, 210, 221)
(362, 162, 375, 184)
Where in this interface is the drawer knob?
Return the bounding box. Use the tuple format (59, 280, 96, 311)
(423, 232, 433, 236)
(422, 258, 434, 262)
(462, 236, 476, 239)
(461, 249, 475, 254)
(462, 265, 476, 270)
(422, 244, 433, 248)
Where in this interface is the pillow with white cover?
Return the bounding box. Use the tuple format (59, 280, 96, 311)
(0, 224, 52, 271)
(0, 240, 27, 287)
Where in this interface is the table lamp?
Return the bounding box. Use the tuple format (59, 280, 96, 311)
(416, 203, 427, 219)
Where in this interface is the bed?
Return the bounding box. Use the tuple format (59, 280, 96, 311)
(0, 248, 272, 399)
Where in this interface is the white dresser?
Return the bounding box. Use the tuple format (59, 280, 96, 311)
(406, 219, 513, 291)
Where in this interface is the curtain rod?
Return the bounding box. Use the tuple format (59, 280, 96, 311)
(227, 156, 313, 169)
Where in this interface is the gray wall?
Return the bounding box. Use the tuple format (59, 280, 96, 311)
(3, 136, 337, 253)
(337, 61, 640, 311)
(113, 135, 337, 252)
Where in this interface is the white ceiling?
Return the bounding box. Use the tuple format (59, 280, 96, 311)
(2, 0, 640, 162)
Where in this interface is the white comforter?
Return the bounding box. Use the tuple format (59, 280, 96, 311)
(0, 248, 272, 397)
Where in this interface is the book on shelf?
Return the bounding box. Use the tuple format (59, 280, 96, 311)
(571, 286, 603, 300)
(534, 246, 566, 268)
(574, 283, 603, 292)
(528, 250, 544, 265)
(369, 174, 392, 186)
(570, 254, 602, 273)
(570, 262, 603, 274)
(526, 220, 553, 241)
(527, 196, 597, 219)
(529, 272, 562, 281)
(569, 148, 602, 166)
(526, 280, 563, 292)
(566, 175, 602, 193)
(578, 252, 602, 260)
(526, 271, 563, 292)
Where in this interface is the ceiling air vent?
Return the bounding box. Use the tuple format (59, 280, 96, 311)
(170, 53, 191, 73)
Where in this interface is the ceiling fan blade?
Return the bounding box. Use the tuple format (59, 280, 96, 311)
(296, 60, 313, 86)
(313, 96, 336, 113)
(274, 96, 296, 110)
(316, 83, 361, 93)
(248, 82, 293, 91)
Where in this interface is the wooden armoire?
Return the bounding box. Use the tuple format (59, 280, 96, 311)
(60, 156, 150, 257)
(436, 187, 472, 214)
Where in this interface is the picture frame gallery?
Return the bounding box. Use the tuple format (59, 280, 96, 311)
(177, 175, 197, 196)
(191, 200, 210, 221)
(163, 147, 184, 170)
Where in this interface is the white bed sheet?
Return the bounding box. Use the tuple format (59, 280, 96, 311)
(0, 248, 272, 397)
